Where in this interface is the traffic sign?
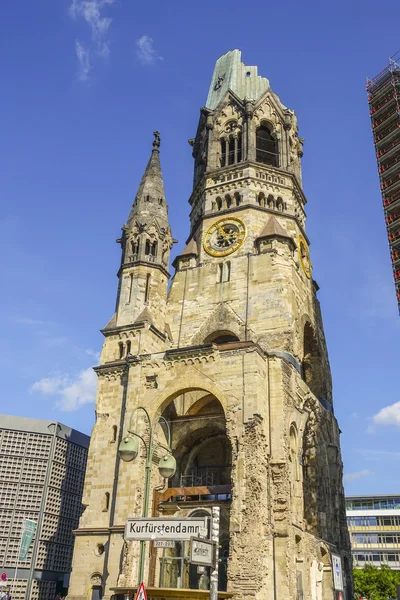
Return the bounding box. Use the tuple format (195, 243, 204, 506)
(332, 554, 344, 591)
(134, 582, 147, 600)
(190, 537, 216, 568)
(125, 517, 207, 541)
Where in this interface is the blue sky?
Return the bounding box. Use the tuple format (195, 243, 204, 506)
(1, 0, 400, 495)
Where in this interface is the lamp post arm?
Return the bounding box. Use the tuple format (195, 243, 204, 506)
(128, 406, 152, 434)
(154, 415, 173, 450)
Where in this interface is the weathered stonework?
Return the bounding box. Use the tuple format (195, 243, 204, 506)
(68, 50, 352, 600)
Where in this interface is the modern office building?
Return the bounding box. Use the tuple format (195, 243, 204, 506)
(346, 495, 400, 568)
(366, 53, 400, 313)
(0, 414, 89, 600)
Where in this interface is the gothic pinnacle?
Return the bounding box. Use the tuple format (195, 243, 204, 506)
(125, 131, 168, 226)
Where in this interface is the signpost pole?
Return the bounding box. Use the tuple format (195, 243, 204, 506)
(11, 536, 22, 600)
(210, 506, 220, 600)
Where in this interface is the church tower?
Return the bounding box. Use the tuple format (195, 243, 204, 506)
(68, 51, 352, 600)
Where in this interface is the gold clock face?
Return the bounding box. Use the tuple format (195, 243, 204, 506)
(298, 234, 312, 279)
(204, 217, 246, 257)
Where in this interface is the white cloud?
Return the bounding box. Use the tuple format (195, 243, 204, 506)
(373, 401, 400, 427)
(69, 0, 114, 79)
(135, 35, 162, 65)
(31, 367, 97, 412)
(75, 40, 91, 81)
(343, 469, 373, 483)
(86, 348, 101, 360)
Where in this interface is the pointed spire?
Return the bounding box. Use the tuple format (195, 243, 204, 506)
(257, 216, 291, 240)
(126, 131, 168, 226)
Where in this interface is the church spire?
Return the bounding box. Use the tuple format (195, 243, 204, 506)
(114, 132, 174, 331)
(126, 131, 168, 226)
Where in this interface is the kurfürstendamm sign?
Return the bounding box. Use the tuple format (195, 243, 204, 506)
(125, 518, 208, 541)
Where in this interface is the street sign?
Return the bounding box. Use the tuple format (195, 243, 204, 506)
(199, 527, 208, 539)
(190, 537, 216, 568)
(332, 554, 344, 592)
(134, 582, 147, 600)
(125, 517, 208, 541)
(19, 520, 37, 561)
(153, 540, 174, 549)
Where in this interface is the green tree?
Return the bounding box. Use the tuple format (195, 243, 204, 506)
(353, 564, 400, 600)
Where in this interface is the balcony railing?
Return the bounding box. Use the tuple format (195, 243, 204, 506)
(179, 466, 231, 488)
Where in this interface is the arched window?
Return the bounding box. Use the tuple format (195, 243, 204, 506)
(216, 197, 222, 211)
(144, 273, 151, 303)
(256, 124, 278, 167)
(151, 241, 158, 258)
(217, 263, 223, 283)
(267, 194, 275, 209)
(145, 239, 150, 255)
(234, 192, 241, 206)
(277, 197, 284, 212)
(220, 138, 227, 167)
(205, 331, 239, 344)
(111, 425, 117, 443)
(126, 273, 133, 304)
(237, 133, 242, 163)
(258, 193, 266, 207)
(228, 138, 235, 165)
(126, 340, 131, 355)
(118, 342, 124, 359)
(218, 262, 231, 283)
(102, 492, 110, 512)
(225, 195, 232, 209)
(224, 261, 231, 282)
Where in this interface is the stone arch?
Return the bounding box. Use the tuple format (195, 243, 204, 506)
(191, 302, 246, 346)
(186, 394, 224, 416)
(319, 543, 333, 599)
(257, 192, 266, 207)
(90, 573, 103, 600)
(204, 331, 239, 344)
(150, 370, 233, 423)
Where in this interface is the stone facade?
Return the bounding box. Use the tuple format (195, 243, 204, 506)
(67, 50, 352, 600)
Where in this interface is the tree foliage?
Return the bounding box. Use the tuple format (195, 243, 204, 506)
(353, 565, 400, 600)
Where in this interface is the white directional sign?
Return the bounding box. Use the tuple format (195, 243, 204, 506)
(332, 554, 344, 591)
(190, 537, 216, 568)
(125, 518, 208, 541)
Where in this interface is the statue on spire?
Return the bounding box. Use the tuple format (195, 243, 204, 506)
(153, 131, 161, 149)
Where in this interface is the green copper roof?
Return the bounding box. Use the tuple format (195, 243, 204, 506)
(206, 49, 270, 110)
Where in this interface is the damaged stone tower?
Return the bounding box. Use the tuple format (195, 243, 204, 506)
(68, 50, 352, 600)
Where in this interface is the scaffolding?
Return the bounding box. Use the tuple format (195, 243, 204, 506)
(367, 51, 400, 312)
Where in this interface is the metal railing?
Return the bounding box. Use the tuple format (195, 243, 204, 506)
(179, 466, 231, 488)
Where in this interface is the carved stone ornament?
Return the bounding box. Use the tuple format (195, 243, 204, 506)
(145, 374, 158, 389)
(214, 73, 225, 90)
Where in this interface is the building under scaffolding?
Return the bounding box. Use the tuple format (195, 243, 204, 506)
(367, 53, 400, 312)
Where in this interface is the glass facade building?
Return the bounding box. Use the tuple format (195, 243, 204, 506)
(346, 495, 400, 569)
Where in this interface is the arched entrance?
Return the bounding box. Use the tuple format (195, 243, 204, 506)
(155, 390, 231, 592)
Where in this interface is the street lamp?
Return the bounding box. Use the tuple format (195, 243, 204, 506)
(118, 406, 176, 586)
